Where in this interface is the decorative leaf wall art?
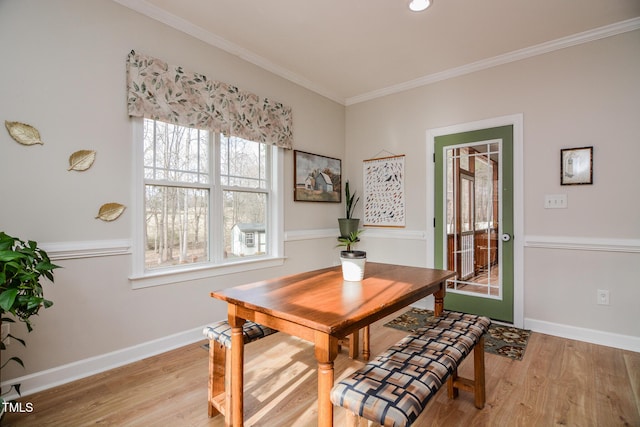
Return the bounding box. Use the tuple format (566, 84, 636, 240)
(68, 150, 96, 171)
(95, 203, 126, 222)
(5, 121, 44, 145)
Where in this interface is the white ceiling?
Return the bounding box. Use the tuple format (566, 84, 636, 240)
(116, 0, 640, 105)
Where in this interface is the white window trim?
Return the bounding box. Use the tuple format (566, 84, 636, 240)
(129, 118, 285, 289)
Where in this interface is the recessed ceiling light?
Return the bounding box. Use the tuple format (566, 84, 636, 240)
(409, 0, 431, 12)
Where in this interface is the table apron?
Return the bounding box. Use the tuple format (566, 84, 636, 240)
(234, 305, 318, 343)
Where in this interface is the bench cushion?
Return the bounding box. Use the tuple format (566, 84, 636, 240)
(202, 320, 277, 348)
(415, 310, 490, 342)
(330, 311, 490, 427)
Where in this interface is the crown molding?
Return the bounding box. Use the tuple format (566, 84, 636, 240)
(77, 5, 640, 106)
(344, 17, 640, 105)
(112, 0, 344, 104)
(114, 1, 639, 107)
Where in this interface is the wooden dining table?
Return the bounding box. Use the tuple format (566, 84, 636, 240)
(210, 262, 456, 426)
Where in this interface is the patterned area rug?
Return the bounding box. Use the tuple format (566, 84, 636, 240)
(384, 308, 531, 361)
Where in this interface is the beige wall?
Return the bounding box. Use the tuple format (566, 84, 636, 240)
(1, 0, 638, 395)
(0, 0, 345, 384)
(346, 30, 640, 339)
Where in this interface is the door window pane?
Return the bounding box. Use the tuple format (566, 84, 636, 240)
(445, 142, 501, 298)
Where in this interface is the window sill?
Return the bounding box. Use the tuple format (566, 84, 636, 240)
(129, 256, 286, 289)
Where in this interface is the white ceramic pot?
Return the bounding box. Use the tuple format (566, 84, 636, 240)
(340, 250, 367, 281)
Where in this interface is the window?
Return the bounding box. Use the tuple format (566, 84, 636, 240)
(132, 118, 283, 286)
(244, 233, 255, 247)
(143, 119, 211, 269)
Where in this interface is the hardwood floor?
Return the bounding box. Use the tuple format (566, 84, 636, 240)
(3, 311, 639, 426)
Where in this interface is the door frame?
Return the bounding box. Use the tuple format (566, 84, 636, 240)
(426, 114, 524, 328)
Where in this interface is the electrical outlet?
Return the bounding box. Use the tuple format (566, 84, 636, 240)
(1, 323, 9, 345)
(597, 289, 610, 305)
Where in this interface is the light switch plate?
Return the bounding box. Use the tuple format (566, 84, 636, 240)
(544, 194, 567, 209)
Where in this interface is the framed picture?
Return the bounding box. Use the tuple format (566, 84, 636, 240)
(293, 150, 341, 202)
(561, 146, 593, 185)
(363, 154, 405, 227)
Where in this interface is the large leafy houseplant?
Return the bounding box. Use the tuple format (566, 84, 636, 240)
(0, 231, 59, 400)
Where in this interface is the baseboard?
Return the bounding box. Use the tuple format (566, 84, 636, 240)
(525, 318, 640, 353)
(0, 326, 206, 401)
(4, 316, 637, 401)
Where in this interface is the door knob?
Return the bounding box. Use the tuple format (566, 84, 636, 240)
(501, 233, 512, 242)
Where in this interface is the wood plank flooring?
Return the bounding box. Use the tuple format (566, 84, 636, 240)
(3, 311, 639, 426)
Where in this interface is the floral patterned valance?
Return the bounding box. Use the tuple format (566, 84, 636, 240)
(126, 50, 293, 149)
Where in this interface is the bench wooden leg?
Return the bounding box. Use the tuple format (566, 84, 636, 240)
(208, 340, 226, 418)
(224, 346, 233, 426)
(345, 410, 368, 427)
(446, 335, 486, 409)
(447, 368, 459, 399)
(208, 340, 234, 426)
(473, 335, 486, 409)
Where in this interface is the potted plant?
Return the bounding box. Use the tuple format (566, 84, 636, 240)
(0, 231, 59, 410)
(338, 180, 360, 238)
(337, 229, 366, 281)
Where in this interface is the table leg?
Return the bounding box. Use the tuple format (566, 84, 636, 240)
(362, 325, 370, 361)
(229, 311, 246, 426)
(348, 331, 359, 359)
(434, 283, 445, 316)
(315, 331, 339, 427)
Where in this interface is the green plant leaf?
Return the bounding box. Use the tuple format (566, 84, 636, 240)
(0, 288, 19, 311)
(335, 229, 364, 252)
(0, 231, 58, 351)
(0, 250, 26, 262)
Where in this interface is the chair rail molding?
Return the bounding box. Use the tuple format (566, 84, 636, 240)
(284, 228, 426, 242)
(40, 239, 132, 260)
(524, 235, 640, 253)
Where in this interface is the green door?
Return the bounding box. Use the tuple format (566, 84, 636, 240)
(434, 126, 514, 322)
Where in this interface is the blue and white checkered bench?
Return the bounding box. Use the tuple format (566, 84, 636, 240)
(330, 311, 491, 427)
(203, 320, 277, 420)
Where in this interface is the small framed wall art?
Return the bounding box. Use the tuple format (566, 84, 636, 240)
(293, 150, 341, 202)
(561, 146, 593, 185)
